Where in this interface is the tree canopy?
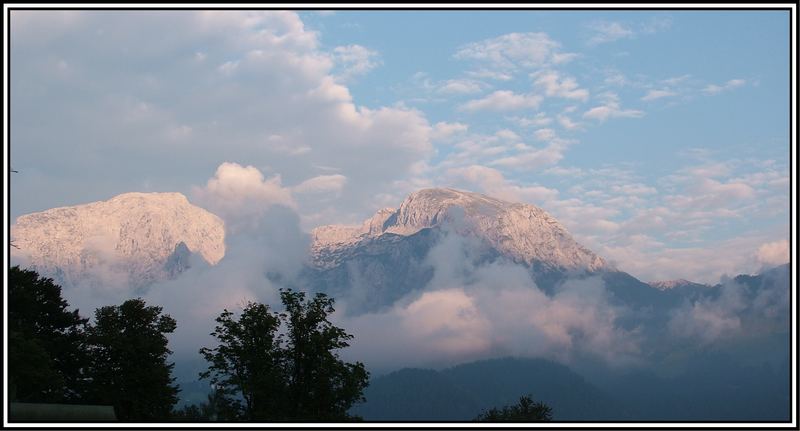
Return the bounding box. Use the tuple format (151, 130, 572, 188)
(8, 266, 88, 403)
(200, 289, 369, 421)
(475, 394, 553, 422)
(84, 298, 179, 420)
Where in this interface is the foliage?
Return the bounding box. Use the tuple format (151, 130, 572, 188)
(200, 289, 369, 421)
(8, 266, 88, 402)
(171, 387, 239, 421)
(85, 298, 179, 421)
(199, 303, 285, 420)
(475, 394, 553, 422)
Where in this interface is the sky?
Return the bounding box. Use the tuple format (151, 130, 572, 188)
(7, 8, 792, 284)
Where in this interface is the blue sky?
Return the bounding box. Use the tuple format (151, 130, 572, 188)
(8, 9, 791, 283)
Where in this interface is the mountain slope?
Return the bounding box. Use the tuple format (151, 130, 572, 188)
(304, 188, 620, 312)
(11, 192, 225, 290)
(312, 188, 607, 273)
(351, 357, 623, 421)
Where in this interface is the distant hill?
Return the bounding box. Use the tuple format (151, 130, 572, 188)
(351, 357, 623, 421)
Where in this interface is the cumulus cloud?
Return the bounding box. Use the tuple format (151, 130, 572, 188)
(193, 162, 295, 233)
(10, 11, 432, 227)
(756, 239, 789, 267)
(341, 230, 642, 369)
(668, 264, 788, 345)
(532, 70, 589, 102)
(431, 121, 469, 140)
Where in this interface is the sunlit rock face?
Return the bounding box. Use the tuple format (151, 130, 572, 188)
(305, 188, 610, 312)
(11, 192, 225, 290)
(311, 187, 608, 273)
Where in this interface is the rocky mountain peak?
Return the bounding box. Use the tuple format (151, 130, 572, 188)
(11, 192, 225, 289)
(310, 187, 608, 273)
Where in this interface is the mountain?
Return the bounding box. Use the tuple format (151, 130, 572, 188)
(351, 357, 623, 421)
(648, 279, 710, 290)
(10, 192, 225, 290)
(311, 188, 607, 272)
(303, 188, 619, 312)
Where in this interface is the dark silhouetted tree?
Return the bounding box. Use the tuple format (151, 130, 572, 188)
(199, 289, 369, 421)
(85, 298, 179, 421)
(475, 394, 553, 422)
(8, 266, 88, 403)
(281, 289, 368, 421)
(200, 303, 285, 421)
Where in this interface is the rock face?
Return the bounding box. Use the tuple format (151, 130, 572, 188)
(11, 192, 225, 290)
(648, 279, 709, 290)
(305, 188, 610, 312)
(311, 188, 608, 273)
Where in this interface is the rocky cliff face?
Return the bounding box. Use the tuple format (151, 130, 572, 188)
(311, 188, 608, 273)
(304, 188, 610, 312)
(11, 192, 225, 290)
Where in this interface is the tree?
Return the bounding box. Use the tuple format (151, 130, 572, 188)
(8, 266, 88, 403)
(475, 395, 553, 422)
(199, 303, 286, 420)
(280, 289, 369, 421)
(199, 289, 369, 421)
(85, 298, 179, 421)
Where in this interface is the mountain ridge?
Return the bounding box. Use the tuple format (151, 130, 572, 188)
(11, 192, 225, 289)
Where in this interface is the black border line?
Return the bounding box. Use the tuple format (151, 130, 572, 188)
(2, 3, 798, 430)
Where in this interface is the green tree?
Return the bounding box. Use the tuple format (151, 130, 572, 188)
(199, 289, 369, 421)
(85, 298, 179, 421)
(8, 266, 88, 403)
(199, 303, 286, 420)
(281, 289, 369, 421)
(475, 394, 553, 422)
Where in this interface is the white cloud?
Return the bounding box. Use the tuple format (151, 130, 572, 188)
(455, 32, 574, 76)
(583, 92, 644, 122)
(511, 113, 553, 128)
(702, 79, 746, 95)
(431, 121, 469, 140)
(490, 140, 569, 170)
(465, 69, 514, 81)
(495, 129, 520, 141)
(532, 70, 589, 101)
(292, 174, 347, 195)
(10, 11, 433, 228)
(436, 78, 485, 95)
(344, 235, 640, 369)
(193, 162, 295, 233)
(756, 239, 789, 267)
(332, 44, 381, 80)
(557, 114, 581, 130)
(533, 128, 557, 141)
(460, 90, 542, 112)
(641, 89, 677, 101)
(587, 21, 634, 45)
(446, 165, 560, 204)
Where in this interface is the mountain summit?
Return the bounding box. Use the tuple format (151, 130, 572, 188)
(11, 192, 225, 289)
(304, 188, 615, 311)
(311, 188, 607, 273)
